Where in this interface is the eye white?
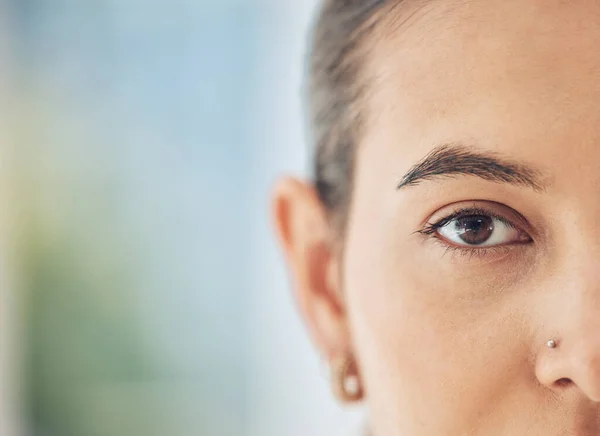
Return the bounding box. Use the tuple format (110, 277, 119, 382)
(437, 217, 520, 247)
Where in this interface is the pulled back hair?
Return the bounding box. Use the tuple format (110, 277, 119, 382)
(309, 0, 398, 234)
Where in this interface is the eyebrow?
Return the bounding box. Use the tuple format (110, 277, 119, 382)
(396, 143, 548, 192)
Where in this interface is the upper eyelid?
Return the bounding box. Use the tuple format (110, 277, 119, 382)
(419, 206, 524, 236)
(441, 209, 516, 228)
(428, 202, 530, 227)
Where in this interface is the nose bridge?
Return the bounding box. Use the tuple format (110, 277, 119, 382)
(555, 204, 600, 300)
(559, 262, 600, 360)
(557, 227, 600, 346)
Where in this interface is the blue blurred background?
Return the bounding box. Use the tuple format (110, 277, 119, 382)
(0, 1, 364, 435)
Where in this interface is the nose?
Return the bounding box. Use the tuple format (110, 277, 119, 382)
(537, 339, 600, 402)
(536, 273, 600, 402)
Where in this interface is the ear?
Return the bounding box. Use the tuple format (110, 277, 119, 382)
(271, 177, 351, 361)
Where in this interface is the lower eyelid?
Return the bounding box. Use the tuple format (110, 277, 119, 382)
(431, 237, 519, 261)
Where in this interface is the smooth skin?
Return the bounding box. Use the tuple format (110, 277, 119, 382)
(273, 0, 600, 434)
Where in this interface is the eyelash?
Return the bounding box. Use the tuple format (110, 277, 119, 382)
(419, 207, 516, 236)
(417, 206, 526, 258)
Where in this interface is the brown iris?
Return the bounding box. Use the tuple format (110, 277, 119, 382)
(454, 215, 494, 245)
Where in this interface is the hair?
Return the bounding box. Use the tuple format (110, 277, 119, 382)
(309, 0, 400, 235)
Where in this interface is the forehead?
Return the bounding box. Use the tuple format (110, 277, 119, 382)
(362, 0, 600, 183)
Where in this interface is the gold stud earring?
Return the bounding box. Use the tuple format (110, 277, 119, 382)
(331, 355, 364, 403)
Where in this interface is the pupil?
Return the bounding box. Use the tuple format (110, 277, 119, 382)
(455, 215, 494, 245)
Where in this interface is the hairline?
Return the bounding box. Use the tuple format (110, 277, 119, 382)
(310, 0, 428, 239)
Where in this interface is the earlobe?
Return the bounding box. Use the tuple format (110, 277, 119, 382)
(271, 177, 352, 361)
(330, 354, 364, 403)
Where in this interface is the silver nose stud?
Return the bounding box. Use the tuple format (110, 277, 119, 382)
(547, 339, 557, 349)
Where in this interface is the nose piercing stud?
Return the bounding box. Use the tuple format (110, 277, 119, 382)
(547, 339, 557, 349)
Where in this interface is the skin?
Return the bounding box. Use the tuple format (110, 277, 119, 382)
(273, 0, 600, 434)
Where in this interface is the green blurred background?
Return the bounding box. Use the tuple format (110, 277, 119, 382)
(0, 1, 364, 435)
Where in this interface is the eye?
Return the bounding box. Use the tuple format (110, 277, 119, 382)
(437, 214, 526, 247)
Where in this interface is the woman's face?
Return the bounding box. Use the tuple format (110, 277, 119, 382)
(274, 0, 600, 434)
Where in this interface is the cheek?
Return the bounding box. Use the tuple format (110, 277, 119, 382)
(342, 207, 535, 432)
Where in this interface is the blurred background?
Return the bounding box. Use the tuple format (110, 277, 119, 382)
(0, 1, 364, 435)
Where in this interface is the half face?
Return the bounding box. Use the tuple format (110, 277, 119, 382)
(345, 0, 600, 434)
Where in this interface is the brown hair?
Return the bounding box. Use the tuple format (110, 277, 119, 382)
(309, 0, 397, 234)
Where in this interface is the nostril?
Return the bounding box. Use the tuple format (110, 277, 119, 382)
(555, 378, 573, 388)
